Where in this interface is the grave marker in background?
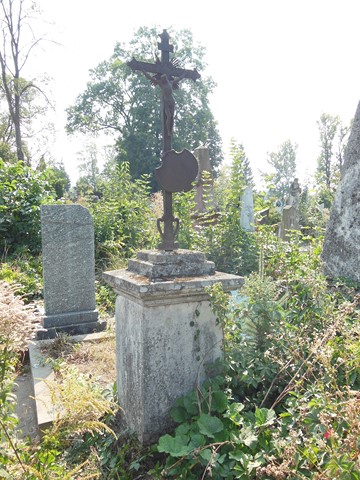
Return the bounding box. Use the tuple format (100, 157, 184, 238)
(240, 186, 255, 232)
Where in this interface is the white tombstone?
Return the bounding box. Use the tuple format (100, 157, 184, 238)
(240, 187, 255, 232)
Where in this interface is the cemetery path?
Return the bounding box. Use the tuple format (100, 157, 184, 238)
(13, 369, 39, 440)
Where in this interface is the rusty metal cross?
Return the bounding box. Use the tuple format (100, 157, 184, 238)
(127, 29, 200, 251)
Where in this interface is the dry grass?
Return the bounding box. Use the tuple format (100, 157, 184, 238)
(66, 336, 116, 389)
(42, 334, 116, 390)
(0, 280, 36, 353)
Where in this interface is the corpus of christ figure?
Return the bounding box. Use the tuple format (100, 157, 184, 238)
(140, 69, 186, 136)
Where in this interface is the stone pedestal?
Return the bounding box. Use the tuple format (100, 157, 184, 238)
(103, 250, 243, 444)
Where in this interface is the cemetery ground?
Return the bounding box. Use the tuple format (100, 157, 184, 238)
(1, 229, 359, 479)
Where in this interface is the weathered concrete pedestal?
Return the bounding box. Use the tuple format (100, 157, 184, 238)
(103, 250, 243, 444)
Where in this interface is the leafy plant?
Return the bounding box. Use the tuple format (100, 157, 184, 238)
(0, 251, 43, 301)
(88, 161, 158, 266)
(157, 377, 277, 479)
(0, 159, 55, 255)
(173, 142, 258, 276)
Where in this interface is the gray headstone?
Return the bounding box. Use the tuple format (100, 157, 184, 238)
(240, 187, 255, 232)
(322, 101, 360, 282)
(39, 205, 103, 339)
(278, 205, 299, 240)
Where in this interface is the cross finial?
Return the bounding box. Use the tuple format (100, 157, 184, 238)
(158, 29, 173, 66)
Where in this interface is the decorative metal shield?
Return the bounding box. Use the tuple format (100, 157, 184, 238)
(155, 149, 199, 193)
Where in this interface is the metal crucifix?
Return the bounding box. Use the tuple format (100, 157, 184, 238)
(127, 29, 201, 251)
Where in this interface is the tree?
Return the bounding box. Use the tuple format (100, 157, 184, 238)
(315, 113, 350, 206)
(316, 113, 339, 190)
(264, 140, 297, 204)
(0, 140, 17, 162)
(66, 26, 223, 190)
(75, 142, 103, 196)
(0, 0, 50, 164)
(229, 140, 254, 188)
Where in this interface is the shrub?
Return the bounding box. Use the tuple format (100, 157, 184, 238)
(0, 281, 37, 478)
(87, 162, 158, 266)
(0, 252, 43, 302)
(0, 160, 55, 255)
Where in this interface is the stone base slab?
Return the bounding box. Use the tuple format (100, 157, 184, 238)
(37, 309, 105, 340)
(42, 309, 99, 328)
(103, 269, 242, 306)
(127, 249, 215, 281)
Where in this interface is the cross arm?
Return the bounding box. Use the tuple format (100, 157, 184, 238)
(127, 57, 201, 82)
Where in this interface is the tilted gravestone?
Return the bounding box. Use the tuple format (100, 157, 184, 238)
(39, 204, 104, 339)
(322, 101, 360, 282)
(278, 178, 301, 240)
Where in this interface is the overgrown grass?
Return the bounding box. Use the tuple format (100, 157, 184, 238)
(152, 230, 360, 479)
(0, 228, 359, 478)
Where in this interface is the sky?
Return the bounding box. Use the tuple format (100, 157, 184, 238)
(30, 0, 360, 186)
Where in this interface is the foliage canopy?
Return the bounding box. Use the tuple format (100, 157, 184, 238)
(66, 26, 223, 190)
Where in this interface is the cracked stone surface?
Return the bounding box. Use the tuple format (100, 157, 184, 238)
(322, 101, 360, 282)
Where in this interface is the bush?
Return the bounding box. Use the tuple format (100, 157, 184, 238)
(0, 160, 55, 255)
(86, 162, 158, 267)
(0, 252, 43, 302)
(173, 157, 258, 276)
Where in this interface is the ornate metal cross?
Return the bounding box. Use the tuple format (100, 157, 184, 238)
(127, 29, 200, 251)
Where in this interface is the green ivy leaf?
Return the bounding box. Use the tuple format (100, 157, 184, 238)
(229, 449, 247, 462)
(197, 413, 224, 438)
(239, 425, 258, 447)
(224, 402, 245, 426)
(157, 434, 192, 457)
(200, 448, 212, 461)
(212, 390, 228, 413)
(255, 407, 276, 427)
(175, 423, 190, 435)
(183, 391, 199, 415)
(171, 406, 189, 423)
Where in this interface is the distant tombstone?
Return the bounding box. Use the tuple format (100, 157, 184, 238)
(193, 146, 216, 213)
(322, 101, 360, 282)
(278, 205, 299, 240)
(240, 187, 255, 232)
(39, 205, 104, 339)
